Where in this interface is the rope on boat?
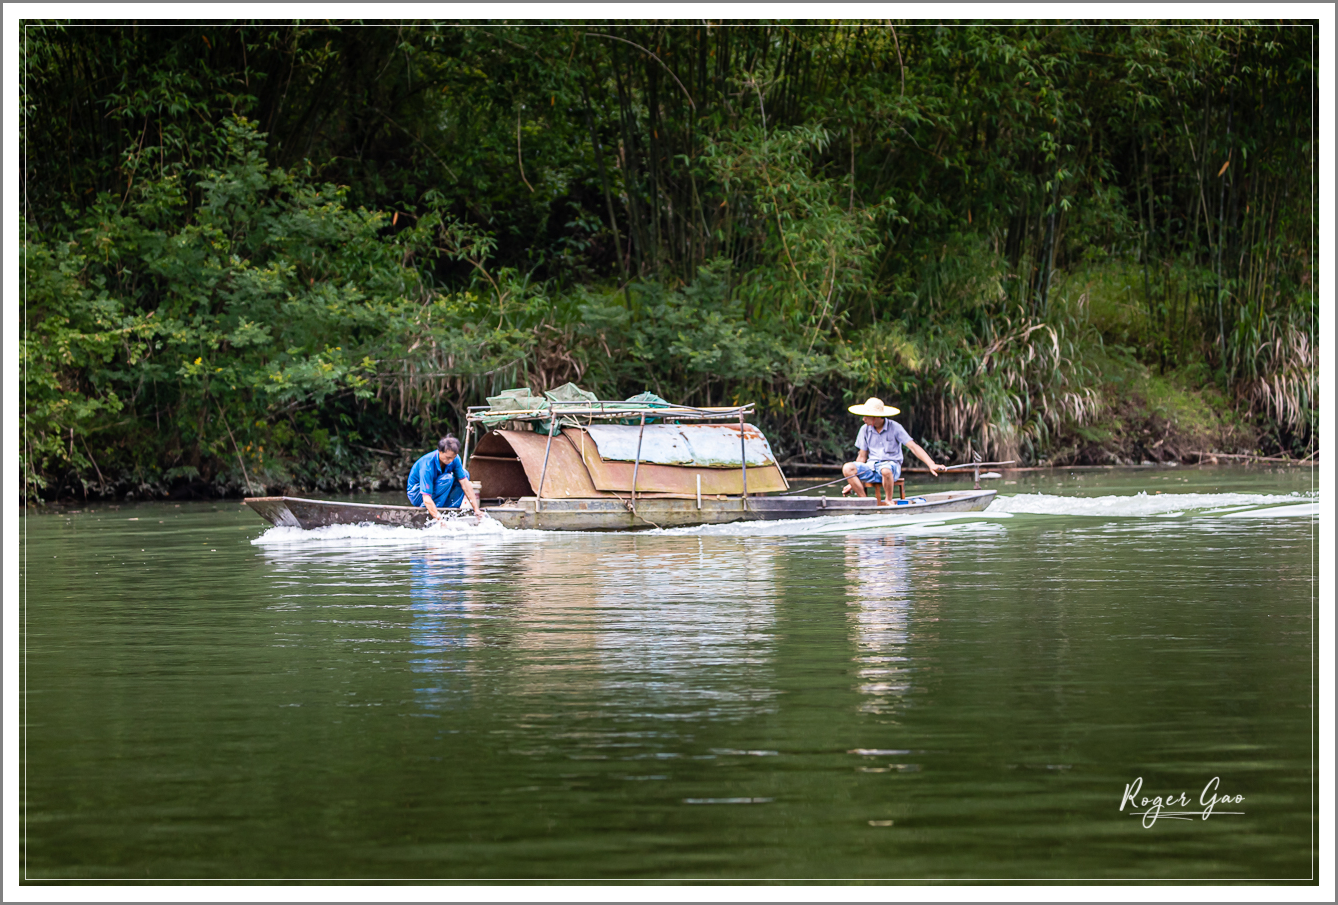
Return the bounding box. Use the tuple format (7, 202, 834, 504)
(605, 487, 664, 529)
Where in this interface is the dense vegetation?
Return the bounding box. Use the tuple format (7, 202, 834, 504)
(21, 21, 1317, 501)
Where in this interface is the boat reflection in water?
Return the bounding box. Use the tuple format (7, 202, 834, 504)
(502, 535, 780, 724)
(595, 536, 779, 722)
(406, 548, 482, 711)
(844, 534, 920, 717)
(253, 528, 781, 726)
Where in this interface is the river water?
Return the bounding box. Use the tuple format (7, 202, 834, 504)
(20, 466, 1318, 882)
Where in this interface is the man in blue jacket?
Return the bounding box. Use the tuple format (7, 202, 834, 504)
(407, 435, 482, 522)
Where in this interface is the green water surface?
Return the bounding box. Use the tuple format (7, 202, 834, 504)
(20, 466, 1318, 882)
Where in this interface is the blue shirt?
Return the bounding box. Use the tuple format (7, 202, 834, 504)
(406, 450, 470, 508)
(856, 418, 913, 468)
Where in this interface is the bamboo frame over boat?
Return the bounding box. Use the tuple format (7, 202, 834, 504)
(462, 399, 784, 516)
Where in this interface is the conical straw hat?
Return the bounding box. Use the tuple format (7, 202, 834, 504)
(847, 396, 900, 417)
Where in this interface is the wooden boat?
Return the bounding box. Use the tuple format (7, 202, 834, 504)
(245, 488, 997, 531)
(244, 388, 999, 531)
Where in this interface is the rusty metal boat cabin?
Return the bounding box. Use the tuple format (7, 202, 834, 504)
(463, 396, 783, 530)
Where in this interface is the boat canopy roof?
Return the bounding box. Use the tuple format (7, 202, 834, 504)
(582, 423, 777, 468)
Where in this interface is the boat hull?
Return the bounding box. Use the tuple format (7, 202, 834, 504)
(244, 496, 434, 530)
(482, 489, 997, 530)
(245, 489, 997, 532)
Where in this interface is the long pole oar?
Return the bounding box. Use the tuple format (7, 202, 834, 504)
(777, 460, 1017, 496)
(943, 460, 1016, 489)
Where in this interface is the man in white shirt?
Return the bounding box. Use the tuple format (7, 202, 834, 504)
(841, 397, 945, 504)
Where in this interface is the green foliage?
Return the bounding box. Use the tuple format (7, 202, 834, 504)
(22, 116, 442, 498)
(20, 22, 1317, 500)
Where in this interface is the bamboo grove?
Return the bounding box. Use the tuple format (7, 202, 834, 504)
(21, 21, 1316, 501)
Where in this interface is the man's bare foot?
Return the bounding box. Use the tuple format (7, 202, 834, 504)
(876, 499, 893, 507)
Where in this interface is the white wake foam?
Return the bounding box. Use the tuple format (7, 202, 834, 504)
(988, 491, 1317, 518)
(1219, 502, 1319, 519)
(644, 510, 1013, 538)
(251, 513, 523, 547)
(249, 491, 1317, 547)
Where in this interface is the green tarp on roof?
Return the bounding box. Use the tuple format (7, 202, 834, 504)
(624, 391, 670, 407)
(483, 383, 602, 430)
(486, 387, 549, 412)
(479, 384, 707, 431)
(619, 391, 670, 424)
(544, 382, 599, 404)
(480, 387, 549, 428)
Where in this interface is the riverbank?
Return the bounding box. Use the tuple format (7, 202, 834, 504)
(23, 345, 1316, 507)
(27, 450, 1317, 510)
